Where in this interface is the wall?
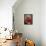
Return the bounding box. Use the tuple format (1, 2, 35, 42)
(41, 0, 46, 46)
(13, 0, 41, 46)
(0, 0, 16, 30)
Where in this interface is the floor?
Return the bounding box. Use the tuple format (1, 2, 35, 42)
(0, 33, 23, 46)
(0, 39, 16, 46)
(0, 39, 24, 46)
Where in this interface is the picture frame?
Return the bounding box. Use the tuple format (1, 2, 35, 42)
(24, 14, 33, 25)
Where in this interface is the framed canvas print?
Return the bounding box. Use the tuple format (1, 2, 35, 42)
(24, 14, 33, 25)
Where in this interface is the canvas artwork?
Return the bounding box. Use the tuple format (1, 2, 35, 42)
(24, 14, 33, 25)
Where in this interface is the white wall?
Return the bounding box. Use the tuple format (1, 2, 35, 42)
(13, 0, 41, 46)
(41, 0, 46, 46)
(0, 0, 16, 30)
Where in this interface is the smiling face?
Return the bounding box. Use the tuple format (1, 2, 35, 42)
(24, 14, 33, 25)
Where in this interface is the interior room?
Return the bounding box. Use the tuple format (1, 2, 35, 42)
(0, 0, 46, 46)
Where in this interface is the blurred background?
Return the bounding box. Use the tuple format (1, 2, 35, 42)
(0, 0, 46, 46)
